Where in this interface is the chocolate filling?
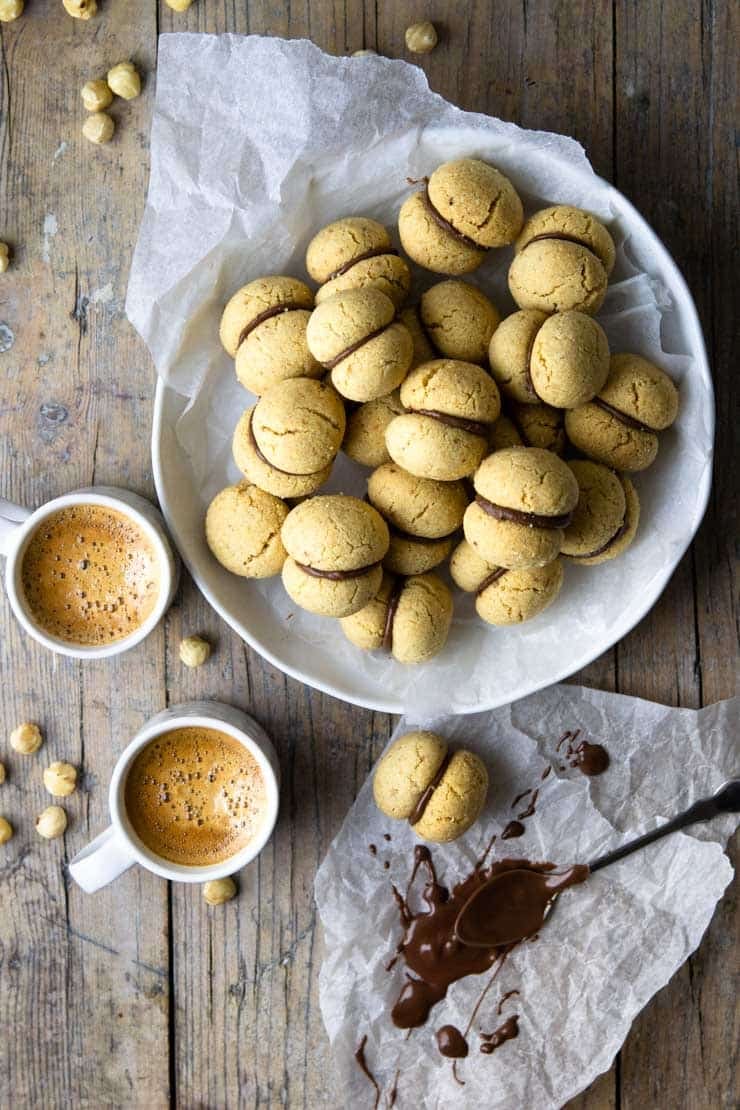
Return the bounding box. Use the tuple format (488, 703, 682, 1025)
(474, 494, 573, 530)
(408, 750, 454, 827)
(421, 185, 489, 252)
(568, 513, 630, 560)
(247, 412, 326, 478)
(414, 409, 490, 438)
(381, 576, 405, 652)
(592, 397, 655, 434)
(475, 567, 508, 596)
(294, 559, 380, 582)
(237, 301, 307, 349)
(323, 323, 392, 370)
(523, 231, 604, 264)
(326, 247, 399, 283)
(522, 326, 541, 401)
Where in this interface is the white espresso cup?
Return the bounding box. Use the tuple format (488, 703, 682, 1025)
(69, 701, 280, 892)
(0, 485, 179, 659)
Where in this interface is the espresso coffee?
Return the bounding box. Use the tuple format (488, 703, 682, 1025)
(124, 726, 268, 866)
(20, 504, 160, 645)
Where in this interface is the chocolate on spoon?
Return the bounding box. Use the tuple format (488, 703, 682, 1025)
(455, 779, 740, 949)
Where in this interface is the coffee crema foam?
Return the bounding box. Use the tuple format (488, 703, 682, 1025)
(124, 727, 268, 867)
(20, 504, 160, 645)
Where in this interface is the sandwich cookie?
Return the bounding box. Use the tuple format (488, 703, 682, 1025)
(340, 571, 453, 664)
(205, 482, 289, 578)
(342, 390, 405, 469)
(561, 460, 640, 564)
(398, 158, 524, 275)
(565, 353, 680, 471)
(489, 309, 610, 408)
(450, 539, 564, 625)
(464, 446, 579, 569)
(281, 494, 389, 617)
(488, 404, 566, 455)
(367, 463, 467, 577)
(373, 730, 489, 842)
(419, 280, 501, 364)
(508, 204, 615, 316)
(233, 408, 332, 499)
(385, 359, 501, 481)
(219, 276, 321, 394)
(306, 216, 411, 309)
(306, 287, 413, 402)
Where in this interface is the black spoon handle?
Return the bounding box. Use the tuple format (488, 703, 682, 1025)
(588, 779, 740, 875)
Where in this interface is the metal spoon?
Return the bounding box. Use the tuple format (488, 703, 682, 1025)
(454, 779, 740, 949)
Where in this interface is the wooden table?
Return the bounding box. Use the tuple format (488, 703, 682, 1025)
(0, 2, 736, 1107)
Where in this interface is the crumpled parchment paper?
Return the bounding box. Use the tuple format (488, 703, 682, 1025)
(315, 685, 738, 1108)
(126, 35, 713, 714)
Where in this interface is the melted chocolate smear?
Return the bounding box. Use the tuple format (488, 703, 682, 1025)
(475, 494, 573, 530)
(354, 1035, 381, 1109)
(568, 511, 629, 561)
(436, 1025, 469, 1058)
(497, 989, 520, 1015)
(413, 408, 490, 438)
(592, 396, 656, 434)
(237, 301, 306, 348)
(501, 820, 525, 840)
(557, 729, 610, 776)
(384, 833, 392, 842)
(517, 789, 539, 821)
(511, 789, 532, 809)
(326, 246, 399, 283)
(421, 186, 488, 252)
(294, 559, 380, 582)
(408, 752, 453, 827)
(480, 1015, 520, 1054)
(382, 577, 405, 652)
(369, 843, 378, 856)
(387, 1067, 400, 1107)
(323, 322, 392, 370)
(541, 765, 552, 781)
(384, 860, 390, 870)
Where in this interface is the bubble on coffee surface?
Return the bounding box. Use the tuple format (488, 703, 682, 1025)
(124, 727, 268, 866)
(20, 504, 160, 645)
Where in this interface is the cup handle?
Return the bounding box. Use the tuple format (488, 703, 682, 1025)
(68, 825, 137, 893)
(0, 497, 32, 558)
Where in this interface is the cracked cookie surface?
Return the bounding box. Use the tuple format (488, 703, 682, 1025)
(562, 460, 639, 563)
(340, 570, 453, 665)
(308, 216, 411, 309)
(420, 279, 501, 363)
(530, 311, 610, 408)
(251, 377, 346, 474)
(219, 275, 314, 358)
(205, 481, 288, 578)
(367, 462, 468, 539)
(508, 238, 608, 315)
(515, 204, 616, 273)
(233, 408, 332, 498)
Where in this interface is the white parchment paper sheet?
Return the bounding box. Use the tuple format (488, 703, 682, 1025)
(315, 686, 739, 1108)
(126, 35, 714, 714)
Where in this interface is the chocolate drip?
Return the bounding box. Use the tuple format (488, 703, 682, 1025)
(413, 409, 490, 438)
(421, 185, 489, 252)
(516, 789, 539, 820)
(475, 567, 508, 596)
(524, 231, 603, 259)
(323, 322, 392, 370)
(408, 751, 453, 827)
(382, 577, 405, 652)
(592, 396, 656, 434)
(294, 559, 380, 582)
(557, 730, 610, 776)
(388, 1068, 400, 1107)
(353, 1035, 380, 1109)
(383, 833, 392, 841)
(497, 989, 520, 1014)
(237, 300, 307, 348)
(247, 411, 325, 478)
(501, 820, 525, 840)
(541, 765, 552, 781)
(436, 1025, 469, 1058)
(568, 512, 629, 560)
(475, 494, 573, 530)
(326, 246, 399, 282)
(368, 843, 377, 856)
(480, 1015, 520, 1054)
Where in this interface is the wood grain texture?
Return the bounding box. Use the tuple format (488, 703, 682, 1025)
(0, 1, 736, 1108)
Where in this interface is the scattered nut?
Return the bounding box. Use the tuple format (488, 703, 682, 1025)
(0, 243, 9, 273)
(0, 817, 13, 844)
(107, 61, 141, 101)
(0, 762, 5, 785)
(36, 806, 68, 840)
(81, 79, 113, 112)
(203, 877, 237, 905)
(179, 635, 211, 668)
(165, 0, 194, 9)
(0, 0, 24, 22)
(352, 49, 377, 57)
(82, 112, 115, 145)
(62, 0, 97, 18)
(43, 761, 78, 797)
(10, 722, 43, 754)
(405, 21, 438, 54)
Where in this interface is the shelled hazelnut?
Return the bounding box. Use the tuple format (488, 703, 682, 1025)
(0, 817, 13, 844)
(0, 0, 24, 22)
(43, 761, 78, 797)
(62, 0, 97, 18)
(82, 112, 115, 145)
(203, 877, 237, 905)
(179, 635, 211, 668)
(107, 61, 141, 101)
(36, 806, 68, 840)
(81, 79, 113, 112)
(405, 21, 437, 54)
(10, 722, 43, 754)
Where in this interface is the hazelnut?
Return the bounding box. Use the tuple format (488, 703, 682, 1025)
(43, 761, 78, 797)
(36, 806, 68, 840)
(0, 243, 8, 273)
(81, 79, 113, 112)
(179, 635, 211, 668)
(62, 0, 97, 18)
(203, 877, 237, 905)
(10, 722, 43, 754)
(82, 112, 115, 145)
(165, 0, 194, 8)
(405, 21, 438, 54)
(107, 61, 141, 101)
(0, 817, 13, 844)
(352, 49, 377, 57)
(0, 762, 5, 785)
(0, 0, 23, 21)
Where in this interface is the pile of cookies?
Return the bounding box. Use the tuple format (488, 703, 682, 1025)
(205, 157, 680, 667)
